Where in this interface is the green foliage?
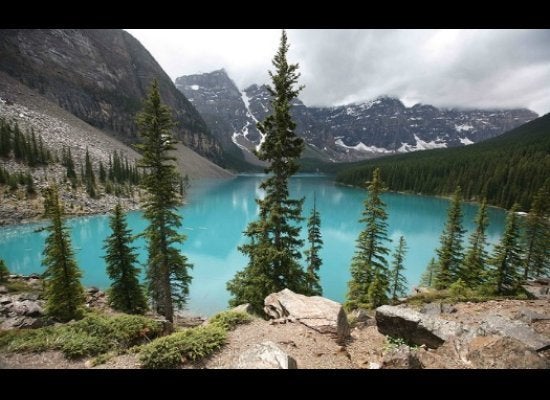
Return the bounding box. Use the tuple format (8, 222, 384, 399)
(522, 185, 550, 279)
(346, 168, 391, 310)
(136, 79, 192, 322)
(304, 193, 323, 296)
(227, 30, 306, 313)
(42, 186, 85, 322)
(208, 311, 252, 330)
(84, 147, 97, 198)
(139, 324, 226, 369)
(0, 118, 50, 165)
(0, 259, 9, 283)
(366, 271, 388, 308)
(2, 313, 163, 359)
(487, 204, 524, 295)
(335, 113, 550, 210)
(435, 187, 465, 289)
(103, 204, 147, 314)
(419, 258, 439, 288)
(459, 198, 489, 287)
(449, 278, 469, 297)
(389, 236, 408, 302)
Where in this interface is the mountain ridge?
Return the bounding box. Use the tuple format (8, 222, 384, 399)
(176, 69, 537, 163)
(0, 29, 224, 165)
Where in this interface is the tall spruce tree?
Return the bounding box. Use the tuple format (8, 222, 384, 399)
(346, 168, 391, 310)
(488, 204, 523, 294)
(459, 198, 489, 287)
(136, 79, 192, 322)
(84, 147, 97, 198)
(389, 236, 408, 303)
(435, 186, 466, 289)
(304, 193, 323, 296)
(42, 186, 85, 321)
(420, 258, 439, 288)
(227, 30, 306, 313)
(103, 204, 147, 314)
(522, 185, 550, 279)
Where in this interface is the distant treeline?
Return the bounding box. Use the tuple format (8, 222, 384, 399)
(335, 113, 550, 210)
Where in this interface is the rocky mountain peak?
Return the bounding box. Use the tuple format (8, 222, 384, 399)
(176, 69, 538, 163)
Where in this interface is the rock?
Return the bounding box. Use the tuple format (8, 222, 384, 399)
(19, 292, 40, 301)
(381, 345, 423, 369)
(368, 362, 381, 369)
(376, 305, 464, 349)
(264, 288, 350, 343)
(522, 279, 550, 299)
(420, 303, 457, 316)
(0, 286, 7, 294)
(235, 341, 297, 369)
(8, 300, 44, 317)
(87, 286, 100, 294)
(0, 296, 12, 305)
(0, 316, 44, 329)
(21, 300, 43, 317)
(350, 308, 371, 323)
(442, 304, 457, 314)
(479, 314, 550, 352)
(513, 308, 550, 324)
(420, 302, 443, 316)
(466, 336, 549, 369)
(231, 303, 254, 315)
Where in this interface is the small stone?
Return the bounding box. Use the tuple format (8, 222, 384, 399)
(368, 362, 381, 369)
(0, 286, 8, 294)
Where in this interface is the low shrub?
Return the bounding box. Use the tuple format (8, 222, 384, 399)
(208, 311, 252, 330)
(139, 324, 227, 369)
(2, 313, 163, 359)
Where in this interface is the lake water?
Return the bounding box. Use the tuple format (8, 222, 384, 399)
(0, 175, 506, 316)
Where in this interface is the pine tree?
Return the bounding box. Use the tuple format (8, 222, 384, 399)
(103, 204, 147, 314)
(420, 258, 439, 288)
(0, 120, 11, 157)
(459, 198, 489, 286)
(84, 148, 97, 198)
(227, 30, 306, 313)
(42, 186, 85, 322)
(0, 259, 9, 283)
(304, 193, 323, 296)
(137, 79, 192, 323)
(522, 185, 550, 279)
(389, 236, 408, 303)
(435, 186, 466, 289)
(488, 204, 523, 295)
(346, 168, 391, 310)
(367, 271, 388, 308)
(99, 161, 107, 184)
(12, 123, 24, 161)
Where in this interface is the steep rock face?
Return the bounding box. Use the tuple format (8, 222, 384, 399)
(177, 70, 537, 162)
(0, 29, 223, 163)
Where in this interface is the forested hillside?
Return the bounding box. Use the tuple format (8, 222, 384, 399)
(336, 113, 550, 210)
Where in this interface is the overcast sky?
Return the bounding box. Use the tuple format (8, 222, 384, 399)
(126, 29, 550, 115)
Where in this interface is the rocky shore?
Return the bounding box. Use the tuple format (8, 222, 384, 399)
(0, 276, 549, 369)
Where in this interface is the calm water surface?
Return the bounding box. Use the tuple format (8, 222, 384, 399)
(0, 175, 506, 316)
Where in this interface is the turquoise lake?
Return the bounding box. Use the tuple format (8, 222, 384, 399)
(0, 175, 506, 316)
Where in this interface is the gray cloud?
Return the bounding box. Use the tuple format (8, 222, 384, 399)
(126, 29, 550, 115)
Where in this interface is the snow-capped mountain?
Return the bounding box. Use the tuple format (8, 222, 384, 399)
(175, 69, 538, 162)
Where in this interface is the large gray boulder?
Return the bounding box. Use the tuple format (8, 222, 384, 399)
(264, 289, 350, 343)
(381, 345, 423, 369)
(465, 335, 549, 369)
(235, 341, 297, 369)
(376, 305, 464, 349)
(479, 314, 550, 352)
